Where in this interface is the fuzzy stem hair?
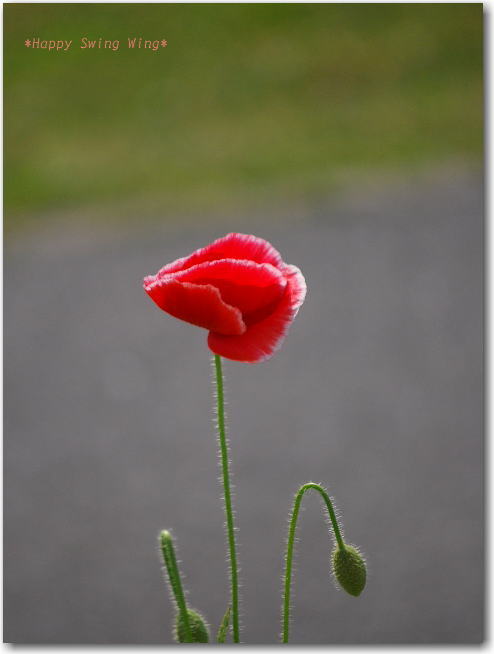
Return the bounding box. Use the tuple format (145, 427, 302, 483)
(160, 530, 192, 643)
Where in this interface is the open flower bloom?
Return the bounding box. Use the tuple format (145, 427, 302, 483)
(143, 233, 306, 363)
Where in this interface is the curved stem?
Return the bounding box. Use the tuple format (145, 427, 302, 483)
(282, 483, 345, 643)
(160, 530, 192, 643)
(214, 355, 240, 643)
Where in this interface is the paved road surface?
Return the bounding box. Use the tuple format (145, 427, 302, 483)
(5, 170, 483, 644)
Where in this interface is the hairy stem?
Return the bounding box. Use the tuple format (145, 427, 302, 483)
(282, 483, 345, 643)
(214, 354, 240, 643)
(160, 530, 192, 643)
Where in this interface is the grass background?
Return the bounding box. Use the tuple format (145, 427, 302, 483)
(4, 4, 483, 228)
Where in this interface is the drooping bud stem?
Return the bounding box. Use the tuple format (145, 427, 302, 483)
(281, 483, 365, 643)
(160, 530, 192, 643)
(213, 354, 240, 643)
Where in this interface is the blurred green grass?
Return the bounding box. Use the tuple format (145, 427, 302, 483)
(4, 4, 482, 227)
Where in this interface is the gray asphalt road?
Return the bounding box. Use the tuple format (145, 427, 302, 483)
(4, 170, 483, 644)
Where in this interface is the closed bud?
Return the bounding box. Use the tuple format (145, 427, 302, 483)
(332, 544, 366, 597)
(175, 609, 210, 643)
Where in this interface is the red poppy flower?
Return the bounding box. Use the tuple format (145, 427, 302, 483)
(143, 233, 306, 363)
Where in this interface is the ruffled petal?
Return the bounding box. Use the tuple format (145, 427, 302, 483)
(280, 264, 307, 314)
(160, 259, 286, 316)
(144, 278, 245, 336)
(207, 265, 306, 362)
(154, 233, 284, 277)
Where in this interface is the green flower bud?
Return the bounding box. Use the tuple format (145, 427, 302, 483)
(332, 544, 366, 597)
(175, 609, 210, 643)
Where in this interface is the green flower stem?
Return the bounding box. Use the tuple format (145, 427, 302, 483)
(282, 483, 345, 644)
(160, 530, 192, 643)
(214, 354, 240, 643)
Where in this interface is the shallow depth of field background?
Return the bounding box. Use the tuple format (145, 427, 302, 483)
(5, 4, 483, 644)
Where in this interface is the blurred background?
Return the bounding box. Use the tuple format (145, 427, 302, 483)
(4, 3, 483, 645)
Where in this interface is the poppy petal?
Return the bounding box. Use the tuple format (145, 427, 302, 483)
(161, 259, 286, 316)
(144, 278, 246, 336)
(281, 264, 307, 314)
(154, 233, 283, 277)
(207, 265, 306, 362)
